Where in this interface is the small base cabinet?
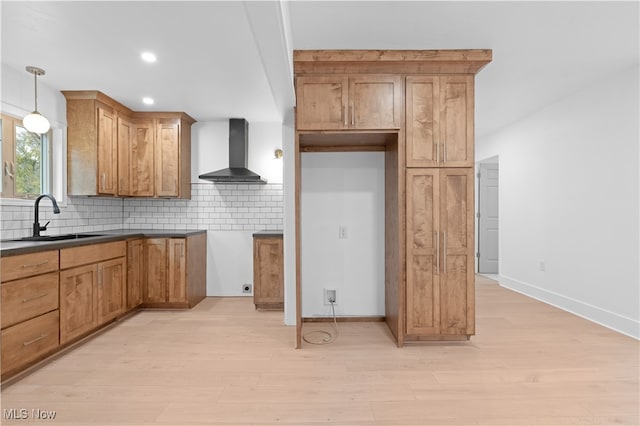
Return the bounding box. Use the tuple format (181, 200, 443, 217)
(142, 233, 206, 309)
(253, 232, 284, 310)
(0, 251, 60, 380)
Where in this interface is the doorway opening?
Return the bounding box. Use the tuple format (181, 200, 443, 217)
(476, 156, 499, 276)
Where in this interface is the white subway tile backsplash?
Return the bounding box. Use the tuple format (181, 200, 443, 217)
(0, 183, 283, 240)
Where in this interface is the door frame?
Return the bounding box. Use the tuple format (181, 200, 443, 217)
(475, 156, 499, 274)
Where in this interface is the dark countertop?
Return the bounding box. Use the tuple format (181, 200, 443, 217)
(0, 229, 206, 257)
(252, 230, 283, 238)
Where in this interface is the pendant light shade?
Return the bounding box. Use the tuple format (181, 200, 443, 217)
(23, 66, 50, 134)
(23, 111, 50, 134)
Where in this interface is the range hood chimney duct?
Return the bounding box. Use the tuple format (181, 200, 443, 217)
(198, 118, 266, 184)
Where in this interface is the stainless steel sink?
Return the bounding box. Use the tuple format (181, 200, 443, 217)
(14, 233, 105, 242)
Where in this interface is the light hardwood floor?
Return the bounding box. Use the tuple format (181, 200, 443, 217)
(1, 276, 638, 425)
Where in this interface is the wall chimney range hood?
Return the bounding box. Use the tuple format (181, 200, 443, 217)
(198, 118, 266, 184)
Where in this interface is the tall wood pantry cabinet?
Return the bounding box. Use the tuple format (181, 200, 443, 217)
(293, 50, 492, 347)
(62, 91, 195, 199)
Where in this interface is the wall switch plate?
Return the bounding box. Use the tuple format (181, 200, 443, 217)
(242, 284, 252, 293)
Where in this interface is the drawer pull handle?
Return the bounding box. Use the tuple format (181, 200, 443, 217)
(21, 260, 49, 269)
(23, 334, 48, 346)
(22, 293, 48, 303)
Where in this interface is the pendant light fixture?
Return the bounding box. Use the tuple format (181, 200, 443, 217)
(23, 66, 50, 134)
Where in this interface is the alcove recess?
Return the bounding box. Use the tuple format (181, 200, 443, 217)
(294, 50, 492, 348)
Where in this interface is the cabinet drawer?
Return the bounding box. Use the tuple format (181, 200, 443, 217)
(60, 240, 126, 269)
(1, 250, 59, 282)
(1, 310, 59, 376)
(1, 272, 59, 329)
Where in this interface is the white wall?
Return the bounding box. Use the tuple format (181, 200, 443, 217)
(207, 231, 253, 296)
(477, 65, 640, 338)
(282, 112, 296, 326)
(190, 120, 284, 296)
(300, 152, 385, 317)
(192, 120, 283, 184)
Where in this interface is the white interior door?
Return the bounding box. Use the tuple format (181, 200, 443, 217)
(478, 162, 499, 273)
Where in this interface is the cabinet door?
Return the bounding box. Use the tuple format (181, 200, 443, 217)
(168, 239, 187, 303)
(439, 168, 474, 334)
(144, 238, 167, 303)
(97, 257, 126, 324)
(97, 107, 117, 195)
(440, 76, 474, 167)
(131, 120, 155, 196)
(155, 120, 180, 197)
(60, 264, 99, 344)
(117, 116, 133, 196)
(253, 238, 284, 308)
(127, 239, 144, 309)
(296, 76, 348, 130)
(349, 76, 402, 129)
(406, 76, 440, 167)
(405, 169, 440, 335)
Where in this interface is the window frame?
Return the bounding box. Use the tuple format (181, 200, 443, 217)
(1, 113, 52, 200)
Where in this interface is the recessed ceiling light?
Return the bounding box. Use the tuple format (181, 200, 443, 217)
(142, 97, 154, 105)
(141, 52, 157, 63)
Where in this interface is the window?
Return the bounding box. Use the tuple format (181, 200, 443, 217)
(1, 113, 51, 199)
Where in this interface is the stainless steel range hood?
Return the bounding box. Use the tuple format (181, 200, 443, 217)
(198, 118, 266, 184)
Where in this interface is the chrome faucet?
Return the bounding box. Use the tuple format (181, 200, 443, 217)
(33, 194, 60, 237)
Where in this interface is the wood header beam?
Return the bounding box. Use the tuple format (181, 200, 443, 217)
(294, 49, 492, 75)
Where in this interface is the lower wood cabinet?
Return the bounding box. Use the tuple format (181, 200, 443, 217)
(406, 168, 475, 340)
(0, 251, 60, 379)
(253, 233, 284, 310)
(142, 234, 206, 308)
(60, 264, 99, 344)
(127, 239, 144, 309)
(59, 241, 126, 345)
(1, 310, 59, 378)
(0, 232, 206, 380)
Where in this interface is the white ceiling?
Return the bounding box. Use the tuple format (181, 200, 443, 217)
(2, 1, 638, 137)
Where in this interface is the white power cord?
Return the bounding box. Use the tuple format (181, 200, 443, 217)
(302, 300, 339, 345)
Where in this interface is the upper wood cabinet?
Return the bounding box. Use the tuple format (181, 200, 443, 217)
(63, 91, 195, 198)
(296, 75, 402, 130)
(406, 76, 474, 167)
(97, 107, 118, 195)
(155, 119, 181, 197)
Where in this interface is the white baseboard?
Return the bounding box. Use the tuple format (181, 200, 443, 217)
(497, 274, 639, 340)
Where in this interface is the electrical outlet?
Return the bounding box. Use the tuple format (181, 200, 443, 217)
(338, 226, 347, 239)
(242, 284, 252, 293)
(539, 261, 546, 272)
(324, 288, 337, 304)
